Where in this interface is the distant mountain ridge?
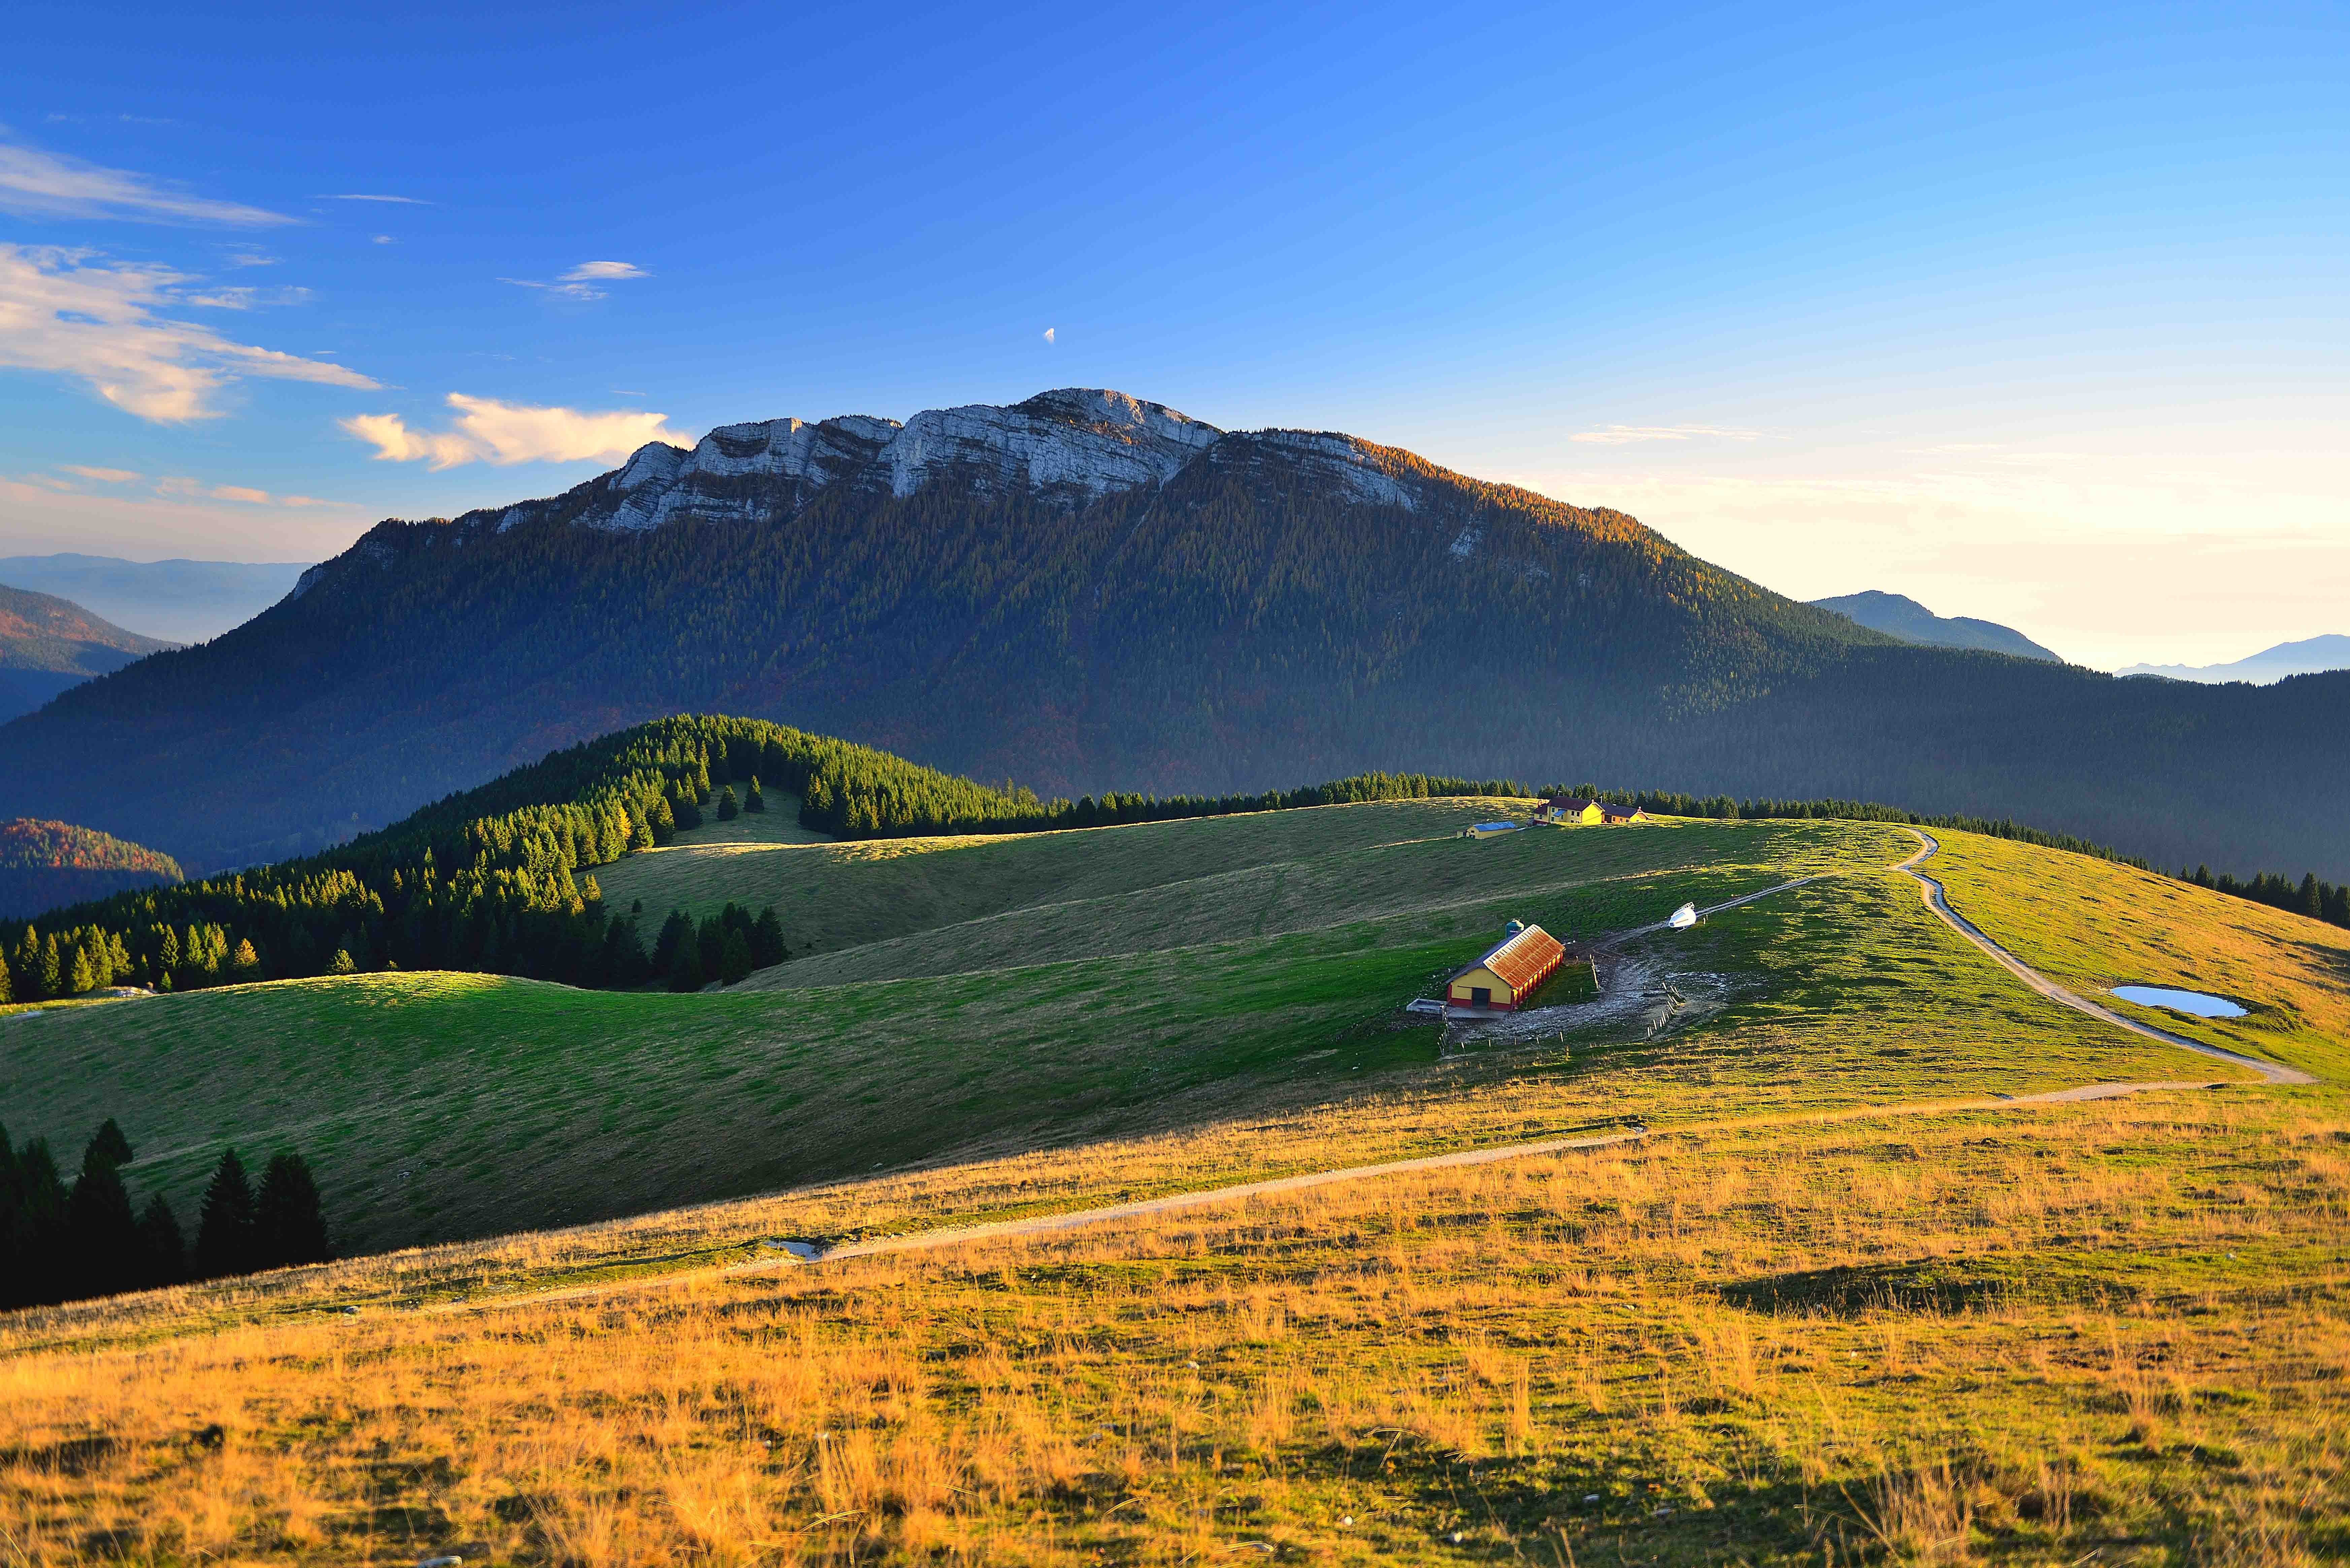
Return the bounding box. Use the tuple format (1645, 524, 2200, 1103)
(0, 555, 312, 645)
(2118, 634, 2350, 686)
(0, 582, 178, 723)
(1, 387, 2345, 880)
(1810, 591, 2060, 662)
(0, 817, 182, 922)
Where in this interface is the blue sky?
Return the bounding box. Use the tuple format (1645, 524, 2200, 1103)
(2, 0, 2344, 666)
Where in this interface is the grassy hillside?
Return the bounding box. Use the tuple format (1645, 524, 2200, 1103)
(0, 812, 2340, 1564)
(0, 810, 2284, 1260)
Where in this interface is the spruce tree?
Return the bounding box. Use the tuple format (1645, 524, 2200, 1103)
(717, 785, 739, 821)
(719, 928, 752, 986)
(696, 915, 725, 981)
(0, 947, 11, 1005)
(666, 936, 704, 993)
(652, 910, 694, 977)
(254, 1154, 332, 1268)
(10, 928, 38, 1002)
(751, 906, 786, 968)
(744, 776, 765, 812)
(194, 1149, 256, 1279)
(135, 1193, 186, 1288)
(38, 934, 62, 999)
(66, 943, 96, 996)
(65, 1151, 138, 1300)
(86, 1118, 133, 1171)
(0, 1124, 21, 1306)
(10, 1139, 68, 1308)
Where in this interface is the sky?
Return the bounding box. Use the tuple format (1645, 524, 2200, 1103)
(1, 0, 2343, 670)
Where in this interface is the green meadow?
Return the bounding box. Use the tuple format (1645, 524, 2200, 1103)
(0, 806, 2284, 1258)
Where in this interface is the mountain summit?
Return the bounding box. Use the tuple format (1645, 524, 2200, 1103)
(1809, 590, 2060, 663)
(2, 389, 2344, 877)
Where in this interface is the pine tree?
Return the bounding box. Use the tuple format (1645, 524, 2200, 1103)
(0, 948, 11, 1006)
(652, 910, 694, 977)
(194, 1149, 256, 1279)
(39, 933, 62, 999)
(254, 1154, 332, 1268)
(66, 943, 96, 996)
(751, 906, 786, 968)
(719, 928, 752, 985)
(135, 1192, 186, 1288)
(228, 939, 261, 982)
(10, 928, 37, 1002)
(328, 948, 356, 975)
(745, 776, 766, 812)
(86, 1118, 133, 1171)
(696, 915, 725, 982)
(9, 1138, 68, 1309)
(717, 785, 740, 822)
(65, 1150, 139, 1300)
(666, 936, 704, 993)
(0, 1123, 21, 1306)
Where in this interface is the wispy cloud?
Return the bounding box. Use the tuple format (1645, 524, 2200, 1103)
(156, 475, 333, 506)
(0, 243, 377, 422)
(59, 464, 138, 482)
(317, 193, 430, 204)
(1569, 423, 1760, 445)
(1042, 326, 1055, 344)
(502, 260, 651, 302)
(0, 140, 293, 225)
(341, 394, 693, 470)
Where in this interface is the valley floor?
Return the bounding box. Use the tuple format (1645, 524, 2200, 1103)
(2, 809, 2346, 1563)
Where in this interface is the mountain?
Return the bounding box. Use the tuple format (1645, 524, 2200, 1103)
(0, 387, 2345, 880)
(2117, 634, 2350, 686)
(0, 555, 312, 645)
(0, 582, 178, 723)
(1810, 590, 2061, 662)
(0, 817, 182, 922)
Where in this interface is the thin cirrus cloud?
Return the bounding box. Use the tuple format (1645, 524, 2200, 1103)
(60, 464, 138, 483)
(0, 243, 377, 422)
(0, 140, 293, 225)
(315, 193, 431, 204)
(501, 261, 651, 301)
(342, 393, 694, 470)
(1569, 424, 1761, 445)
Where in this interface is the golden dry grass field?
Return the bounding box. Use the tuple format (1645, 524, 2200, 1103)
(2, 811, 2345, 1565)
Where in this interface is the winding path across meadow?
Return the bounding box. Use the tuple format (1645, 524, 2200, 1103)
(1896, 829, 2312, 1087)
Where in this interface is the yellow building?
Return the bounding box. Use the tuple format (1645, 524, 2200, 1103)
(1533, 796, 1643, 826)
(1445, 922, 1567, 1011)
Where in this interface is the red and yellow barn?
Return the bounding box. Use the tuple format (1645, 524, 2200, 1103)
(1445, 922, 1567, 1011)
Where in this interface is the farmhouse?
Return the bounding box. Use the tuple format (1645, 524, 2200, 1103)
(1444, 920, 1567, 1011)
(1533, 796, 1644, 826)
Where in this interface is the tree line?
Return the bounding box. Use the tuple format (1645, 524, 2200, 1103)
(2177, 864, 2350, 931)
(9, 711, 2345, 1011)
(1, 1120, 330, 1310)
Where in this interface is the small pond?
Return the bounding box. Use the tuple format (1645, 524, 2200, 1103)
(2111, 984, 2246, 1019)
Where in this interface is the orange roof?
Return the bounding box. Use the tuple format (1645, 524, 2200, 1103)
(1470, 924, 1564, 992)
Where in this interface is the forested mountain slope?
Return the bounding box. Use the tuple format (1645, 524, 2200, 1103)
(0, 818, 181, 922)
(0, 388, 2343, 878)
(0, 582, 177, 723)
